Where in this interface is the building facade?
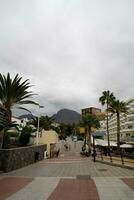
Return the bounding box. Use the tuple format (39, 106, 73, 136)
(82, 107, 101, 116)
(100, 99, 134, 142)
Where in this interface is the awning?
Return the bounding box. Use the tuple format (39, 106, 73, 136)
(120, 144, 133, 148)
(92, 138, 117, 147)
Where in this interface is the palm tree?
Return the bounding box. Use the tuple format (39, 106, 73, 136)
(0, 73, 38, 148)
(30, 116, 54, 131)
(0, 73, 38, 123)
(108, 99, 129, 150)
(99, 90, 115, 147)
(81, 113, 100, 154)
(0, 107, 6, 131)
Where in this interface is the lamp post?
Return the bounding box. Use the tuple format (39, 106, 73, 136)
(92, 136, 96, 162)
(36, 105, 44, 145)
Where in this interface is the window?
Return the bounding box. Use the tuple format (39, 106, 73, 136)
(128, 125, 133, 129)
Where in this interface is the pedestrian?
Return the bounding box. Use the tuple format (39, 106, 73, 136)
(56, 148, 60, 157)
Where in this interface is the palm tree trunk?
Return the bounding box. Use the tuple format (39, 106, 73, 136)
(6, 109, 12, 125)
(106, 103, 110, 147)
(117, 112, 120, 151)
(83, 127, 87, 147)
(1, 109, 12, 149)
(0, 130, 4, 148)
(88, 125, 91, 155)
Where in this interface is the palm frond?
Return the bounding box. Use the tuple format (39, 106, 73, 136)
(0, 73, 37, 115)
(16, 106, 32, 113)
(18, 100, 39, 105)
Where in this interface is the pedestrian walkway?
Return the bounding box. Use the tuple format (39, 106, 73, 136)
(0, 177, 33, 200)
(94, 177, 134, 200)
(0, 150, 134, 200)
(0, 176, 134, 200)
(48, 178, 99, 200)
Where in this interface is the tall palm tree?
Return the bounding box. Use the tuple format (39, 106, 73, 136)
(81, 113, 100, 153)
(0, 73, 38, 124)
(30, 116, 54, 131)
(108, 99, 129, 150)
(99, 90, 115, 147)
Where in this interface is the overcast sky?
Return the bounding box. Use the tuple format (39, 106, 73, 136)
(0, 0, 134, 116)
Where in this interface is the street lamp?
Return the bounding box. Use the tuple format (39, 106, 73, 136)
(92, 136, 96, 162)
(36, 105, 44, 145)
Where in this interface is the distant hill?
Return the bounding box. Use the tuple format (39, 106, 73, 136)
(18, 114, 35, 120)
(52, 109, 81, 124)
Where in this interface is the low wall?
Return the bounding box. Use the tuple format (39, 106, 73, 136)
(0, 144, 46, 172)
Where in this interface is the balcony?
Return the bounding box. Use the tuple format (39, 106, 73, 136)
(121, 128, 134, 132)
(125, 121, 134, 125)
(127, 113, 134, 118)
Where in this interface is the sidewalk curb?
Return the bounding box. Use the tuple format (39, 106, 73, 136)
(96, 160, 134, 170)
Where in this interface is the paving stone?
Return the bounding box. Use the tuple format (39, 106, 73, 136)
(94, 177, 134, 200)
(47, 178, 99, 200)
(0, 177, 33, 200)
(2, 158, 134, 178)
(122, 178, 134, 190)
(7, 177, 60, 200)
(1, 150, 134, 200)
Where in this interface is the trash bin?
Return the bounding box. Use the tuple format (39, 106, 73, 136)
(35, 152, 39, 162)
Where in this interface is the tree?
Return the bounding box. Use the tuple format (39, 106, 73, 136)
(30, 116, 54, 131)
(0, 73, 37, 148)
(0, 108, 7, 131)
(99, 90, 115, 148)
(0, 73, 38, 123)
(81, 113, 100, 154)
(57, 123, 74, 140)
(108, 99, 129, 150)
(40, 116, 54, 130)
(19, 125, 34, 146)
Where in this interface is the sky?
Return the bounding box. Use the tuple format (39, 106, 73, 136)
(0, 0, 134, 116)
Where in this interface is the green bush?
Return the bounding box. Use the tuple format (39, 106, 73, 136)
(19, 126, 33, 146)
(2, 133, 10, 148)
(19, 132, 30, 146)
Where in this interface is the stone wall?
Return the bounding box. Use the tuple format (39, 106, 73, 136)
(0, 144, 46, 172)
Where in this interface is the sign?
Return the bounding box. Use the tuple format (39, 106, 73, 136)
(73, 136, 77, 142)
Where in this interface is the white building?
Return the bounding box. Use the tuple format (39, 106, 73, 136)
(100, 99, 134, 142)
(12, 116, 28, 127)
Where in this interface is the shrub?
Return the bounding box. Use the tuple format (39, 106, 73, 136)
(19, 126, 33, 146)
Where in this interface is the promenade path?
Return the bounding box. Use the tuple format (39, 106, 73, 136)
(0, 147, 134, 199)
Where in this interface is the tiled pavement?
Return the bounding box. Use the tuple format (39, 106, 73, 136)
(0, 177, 133, 200)
(122, 178, 134, 190)
(3, 158, 134, 177)
(47, 178, 99, 200)
(6, 177, 60, 200)
(0, 151, 134, 200)
(0, 177, 33, 200)
(94, 177, 134, 200)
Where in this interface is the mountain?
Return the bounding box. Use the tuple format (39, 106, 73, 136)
(52, 109, 81, 124)
(18, 114, 35, 120)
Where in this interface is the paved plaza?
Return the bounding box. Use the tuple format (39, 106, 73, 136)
(0, 147, 134, 199)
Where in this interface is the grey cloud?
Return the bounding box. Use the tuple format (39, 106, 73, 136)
(0, 0, 134, 116)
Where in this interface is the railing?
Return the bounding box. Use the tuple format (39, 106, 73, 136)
(93, 145, 134, 168)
